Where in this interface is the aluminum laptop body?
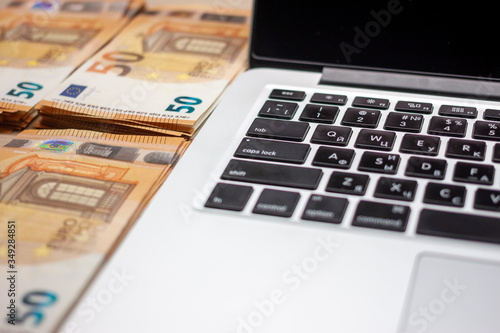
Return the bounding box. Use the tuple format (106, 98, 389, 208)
(60, 1, 500, 332)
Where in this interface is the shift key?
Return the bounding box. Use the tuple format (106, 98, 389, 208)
(221, 159, 323, 190)
(247, 118, 309, 141)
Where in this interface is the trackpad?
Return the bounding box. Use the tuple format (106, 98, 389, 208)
(399, 253, 500, 333)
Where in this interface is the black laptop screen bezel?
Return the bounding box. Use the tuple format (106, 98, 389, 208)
(249, 0, 500, 84)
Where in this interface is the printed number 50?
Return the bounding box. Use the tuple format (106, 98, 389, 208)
(11, 291, 57, 326)
(165, 96, 202, 113)
(7, 82, 43, 99)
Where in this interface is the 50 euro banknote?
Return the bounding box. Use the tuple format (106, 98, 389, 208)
(38, 5, 250, 137)
(0, 0, 141, 131)
(0, 129, 189, 332)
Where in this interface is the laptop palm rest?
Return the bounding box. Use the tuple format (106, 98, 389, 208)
(399, 253, 500, 333)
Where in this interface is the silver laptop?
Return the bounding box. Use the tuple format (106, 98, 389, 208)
(62, 1, 500, 332)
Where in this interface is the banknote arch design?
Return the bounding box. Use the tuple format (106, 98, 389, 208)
(0, 155, 135, 222)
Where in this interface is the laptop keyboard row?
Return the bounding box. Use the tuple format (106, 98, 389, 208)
(204, 88, 500, 245)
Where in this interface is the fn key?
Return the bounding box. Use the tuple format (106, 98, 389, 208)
(205, 183, 253, 211)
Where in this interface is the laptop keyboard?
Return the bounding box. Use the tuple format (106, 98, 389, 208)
(204, 87, 500, 245)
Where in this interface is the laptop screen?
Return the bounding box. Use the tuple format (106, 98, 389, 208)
(250, 0, 500, 81)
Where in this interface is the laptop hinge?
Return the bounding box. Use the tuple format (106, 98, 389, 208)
(320, 67, 500, 101)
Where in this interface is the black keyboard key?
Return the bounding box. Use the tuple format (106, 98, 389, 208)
(405, 156, 447, 179)
(205, 183, 253, 211)
(423, 182, 466, 207)
(417, 209, 500, 245)
(312, 146, 355, 169)
(310, 125, 352, 146)
(428, 116, 467, 137)
(493, 143, 500, 163)
(395, 101, 433, 114)
(341, 108, 381, 128)
(474, 188, 500, 212)
(221, 159, 323, 190)
(301, 194, 348, 224)
(355, 129, 396, 151)
(326, 172, 370, 195)
(445, 139, 486, 161)
(253, 189, 300, 217)
(358, 151, 400, 174)
(352, 96, 390, 109)
(484, 109, 500, 121)
(258, 100, 298, 119)
(299, 104, 339, 123)
(438, 105, 478, 118)
(310, 92, 347, 105)
(247, 118, 309, 141)
(234, 138, 310, 164)
(399, 134, 440, 156)
(352, 201, 410, 232)
(269, 89, 306, 101)
(374, 177, 417, 202)
(453, 162, 494, 185)
(384, 112, 424, 132)
(473, 120, 500, 141)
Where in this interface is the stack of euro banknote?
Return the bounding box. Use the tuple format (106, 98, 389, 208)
(0, 0, 250, 137)
(0, 0, 143, 132)
(0, 128, 190, 333)
(0, 2, 250, 332)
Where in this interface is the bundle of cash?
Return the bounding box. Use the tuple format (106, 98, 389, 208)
(0, 0, 143, 132)
(38, 4, 250, 137)
(0, 129, 189, 332)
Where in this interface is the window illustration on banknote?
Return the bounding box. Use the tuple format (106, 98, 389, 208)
(142, 30, 245, 61)
(0, 155, 135, 222)
(2, 23, 99, 48)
